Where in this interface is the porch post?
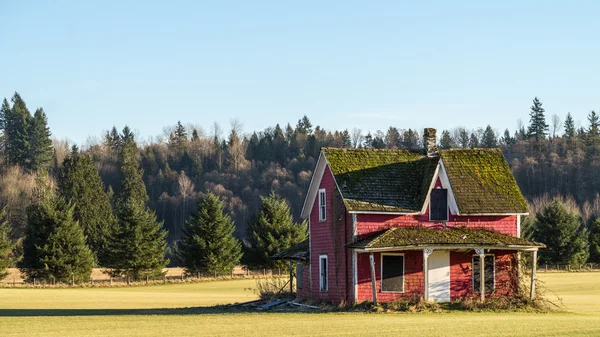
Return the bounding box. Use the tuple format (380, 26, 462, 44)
(530, 250, 537, 300)
(475, 248, 485, 302)
(369, 253, 377, 305)
(289, 260, 294, 295)
(423, 248, 434, 301)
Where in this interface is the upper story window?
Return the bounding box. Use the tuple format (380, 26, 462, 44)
(318, 189, 326, 222)
(430, 188, 448, 221)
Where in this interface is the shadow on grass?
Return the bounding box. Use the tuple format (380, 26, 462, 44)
(0, 305, 264, 317)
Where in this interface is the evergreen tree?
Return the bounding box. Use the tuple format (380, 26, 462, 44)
(532, 200, 589, 265)
(341, 129, 351, 148)
(563, 112, 576, 139)
(0, 99, 9, 162)
(439, 130, 454, 149)
(0, 207, 11, 281)
(19, 192, 94, 283)
(402, 129, 420, 150)
(481, 125, 498, 148)
(527, 97, 549, 141)
(469, 132, 479, 148)
(58, 146, 116, 265)
(105, 131, 168, 280)
(500, 129, 515, 148)
(6, 93, 32, 168)
(457, 128, 470, 148)
(169, 121, 188, 153)
(28, 108, 54, 171)
(244, 192, 307, 269)
(589, 219, 600, 263)
(585, 110, 600, 151)
(385, 127, 401, 149)
(177, 193, 242, 275)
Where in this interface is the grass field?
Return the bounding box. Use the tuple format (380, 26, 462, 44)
(1, 273, 599, 337)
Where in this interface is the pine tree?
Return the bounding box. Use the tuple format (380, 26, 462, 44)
(469, 132, 479, 148)
(563, 112, 576, 139)
(439, 130, 454, 149)
(458, 128, 470, 148)
(500, 129, 515, 148)
(19, 192, 94, 283)
(402, 129, 420, 150)
(532, 200, 589, 265)
(586, 110, 600, 152)
(58, 146, 116, 265)
(589, 219, 600, 263)
(527, 97, 549, 141)
(105, 131, 168, 280)
(28, 108, 54, 171)
(0, 99, 9, 162)
(385, 127, 400, 149)
(0, 207, 12, 280)
(244, 192, 307, 269)
(177, 193, 242, 275)
(6, 93, 32, 168)
(481, 125, 498, 148)
(341, 129, 351, 148)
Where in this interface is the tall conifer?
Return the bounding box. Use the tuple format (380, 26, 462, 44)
(28, 108, 54, 171)
(105, 128, 168, 279)
(177, 193, 242, 275)
(58, 146, 116, 265)
(527, 97, 549, 141)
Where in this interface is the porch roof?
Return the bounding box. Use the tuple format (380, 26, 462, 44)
(347, 227, 545, 252)
(272, 240, 309, 261)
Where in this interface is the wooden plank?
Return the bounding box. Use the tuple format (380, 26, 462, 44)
(261, 298, 291, 310)
(530, 250, 537, 300)
(423, 249, 430, 301)
(480, 253, 485, 302)
(369, 253, 377, 305)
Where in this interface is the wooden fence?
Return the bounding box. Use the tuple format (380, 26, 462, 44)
(0, 266, 289, 287)
(538, 263, 600, 272)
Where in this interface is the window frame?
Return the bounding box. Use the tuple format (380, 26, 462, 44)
(429, 188, 449, 222)
(319, 254, 328, 292)
(296, 263, 304, 289)
(318, 188, 326, 222)
(471, 254, 496, 293)
(380, 253, 405, 293)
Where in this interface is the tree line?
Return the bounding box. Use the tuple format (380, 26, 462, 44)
(1, 92, 599, 281)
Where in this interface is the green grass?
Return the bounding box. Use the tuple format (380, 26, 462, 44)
(1, 274, 599, 337)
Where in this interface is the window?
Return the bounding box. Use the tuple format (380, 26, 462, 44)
(381, 254, 405, 292)
(296, 263, 304, 289)
(472, 255, 495, 292)
(430, 188, 448, 221)
(318, 189, 326, 222)
(319, 255, 328, 291)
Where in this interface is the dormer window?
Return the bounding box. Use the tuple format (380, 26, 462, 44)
(430, 188, 448, 221)
(318, 189, 326, 222)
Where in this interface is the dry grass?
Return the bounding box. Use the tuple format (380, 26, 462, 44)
(0, 273, 598, 337)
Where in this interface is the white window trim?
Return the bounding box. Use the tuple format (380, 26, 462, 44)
(471, 254, 496, 293)
(319, 254, 328, 292)
(318, 189, 326, 222)
(428, 187, 449, 222)
(380, 253, 405, 293)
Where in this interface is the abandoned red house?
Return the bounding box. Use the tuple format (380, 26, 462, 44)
(275, 128, 544, 304)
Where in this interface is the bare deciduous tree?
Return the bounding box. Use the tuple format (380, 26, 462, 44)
(351, 128, 364, 148)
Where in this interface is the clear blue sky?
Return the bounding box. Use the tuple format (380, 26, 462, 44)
(2, 1, 600, 144)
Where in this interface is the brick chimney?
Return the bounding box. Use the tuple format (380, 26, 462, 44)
(423, 128, 438, 157)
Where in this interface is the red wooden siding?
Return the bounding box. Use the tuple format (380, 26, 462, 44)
(309, 165, 349, 302)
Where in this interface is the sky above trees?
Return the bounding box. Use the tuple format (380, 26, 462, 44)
(3, 1, 600, 144)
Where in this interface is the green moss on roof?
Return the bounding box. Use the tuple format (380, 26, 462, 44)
(348, 227, 545, 249)
(439, 148, 528, 214)
(323, 148, 439, 212)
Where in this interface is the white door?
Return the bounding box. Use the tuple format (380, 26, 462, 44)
(428, 250, 450, 302)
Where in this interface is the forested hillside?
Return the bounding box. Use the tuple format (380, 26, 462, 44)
(1, 93, 600, 264)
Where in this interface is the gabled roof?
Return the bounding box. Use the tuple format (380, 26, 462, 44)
(300, 147, 528, 218)
(439, 149, 528, 214)
(348, 227, 545, 251)
(323, 148, 439, 213)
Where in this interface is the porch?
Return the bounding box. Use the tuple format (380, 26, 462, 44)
(348, 227, 545, 304)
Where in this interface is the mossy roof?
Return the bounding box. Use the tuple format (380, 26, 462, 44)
(272, 240, 309, 261)
(439, 148, 528, 214)
(322, 147, 528, 214)
(348, 227, 545, 250)
(323, 148, 439, 212)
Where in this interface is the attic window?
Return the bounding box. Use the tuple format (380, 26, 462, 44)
(318, 189, 326, 222)
(430, 188, 448, 221)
